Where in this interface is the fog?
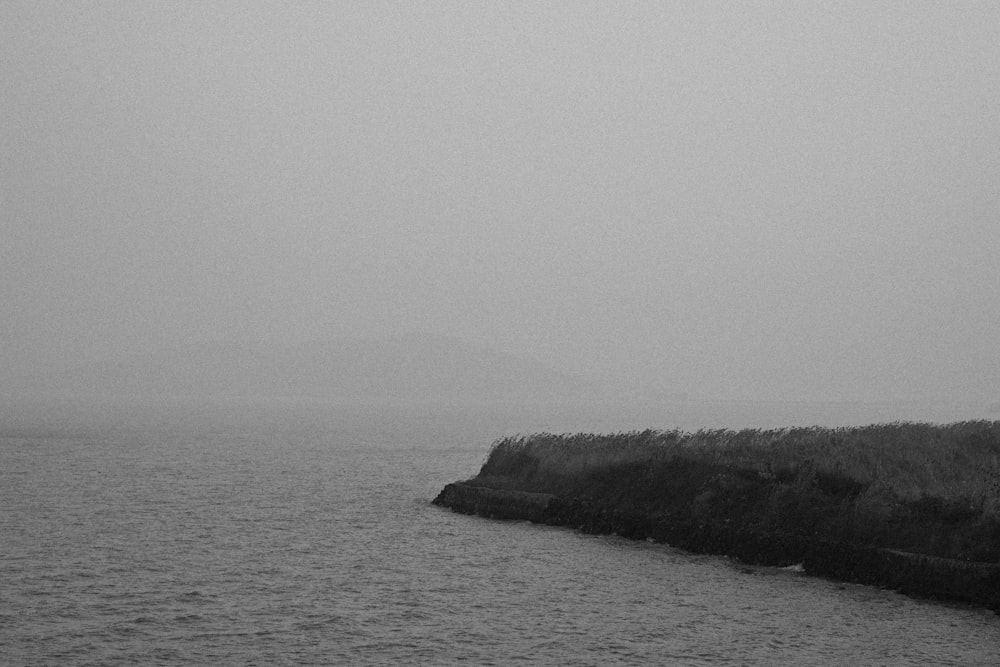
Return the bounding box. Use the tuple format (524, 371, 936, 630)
(3, 2, 998, 402)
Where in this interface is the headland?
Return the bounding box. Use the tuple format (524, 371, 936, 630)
(434, 422, 1000, 611)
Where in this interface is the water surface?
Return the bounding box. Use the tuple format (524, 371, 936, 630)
(2, 400, 997, 665)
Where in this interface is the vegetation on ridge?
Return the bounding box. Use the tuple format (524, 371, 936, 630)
(469, 422, 1000, 563)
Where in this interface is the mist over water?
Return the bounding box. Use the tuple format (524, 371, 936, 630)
(4, 2, 999, 402)
(3, 402, 998, 665)
(4, 2, 1000, 661)
(4, 393, 1000, 443)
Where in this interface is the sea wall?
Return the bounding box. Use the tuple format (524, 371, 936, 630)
(433, 482, 1000, 612)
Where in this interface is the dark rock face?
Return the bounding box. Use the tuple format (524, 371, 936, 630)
(434, 482, 1000, 612)
(433, 483, 555, 522)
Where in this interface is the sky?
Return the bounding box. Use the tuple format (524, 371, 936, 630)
(2, 1, 998, 402)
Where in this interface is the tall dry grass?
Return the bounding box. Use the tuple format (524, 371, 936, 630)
(479, 421, 1000, 509)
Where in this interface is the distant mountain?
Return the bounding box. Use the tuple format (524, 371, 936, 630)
(14, 333, 606, 402)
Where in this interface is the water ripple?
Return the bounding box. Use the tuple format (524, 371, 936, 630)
(2, 426, 998, 666)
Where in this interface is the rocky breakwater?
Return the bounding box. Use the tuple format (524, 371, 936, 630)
(433, 424, 1000, 612)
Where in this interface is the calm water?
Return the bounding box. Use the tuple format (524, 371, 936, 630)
(2, 399, 998, 665)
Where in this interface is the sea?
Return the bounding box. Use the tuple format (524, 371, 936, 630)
(2, 397, 999, 666)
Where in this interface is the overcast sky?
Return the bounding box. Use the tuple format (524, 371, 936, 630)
(3, 2, 998, 401)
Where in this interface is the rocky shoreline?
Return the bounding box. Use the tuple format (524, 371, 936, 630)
(433, 482, 1000, 612)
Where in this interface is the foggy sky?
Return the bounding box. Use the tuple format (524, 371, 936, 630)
(3, 2, 998, 402)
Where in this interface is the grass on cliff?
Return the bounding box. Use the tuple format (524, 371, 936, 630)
(472, 421, 1000, 562)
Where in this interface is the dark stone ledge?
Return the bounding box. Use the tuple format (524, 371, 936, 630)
(433, 482, 1000, 613)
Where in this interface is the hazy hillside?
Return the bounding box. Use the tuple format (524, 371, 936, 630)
(12, 333, 605, 402)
